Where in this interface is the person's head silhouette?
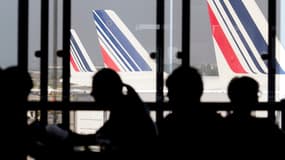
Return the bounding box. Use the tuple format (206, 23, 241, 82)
(166, 66, 203, 112)
(227, 76, 259, 115)
(2, 66, 33, 102)
(90, 68, 123, 105)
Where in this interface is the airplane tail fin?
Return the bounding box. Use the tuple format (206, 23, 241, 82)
(207, 0, 265, 77)
(70, 29, 96, 73)
(207, 0, 285, 77)
(92, 9, 155, 72)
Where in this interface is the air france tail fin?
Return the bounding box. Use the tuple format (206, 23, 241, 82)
(70, 29, 96, 73)
(207, 0, 285, 77)
(92, 9, 155, 72)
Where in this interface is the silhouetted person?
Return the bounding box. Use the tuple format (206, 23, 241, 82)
(227, 76, 260, 117)
(0, 66, 33, 160)
(70, 68, 157, 158)
(158, 66, 223, 158)
(225, 76, 285, 157)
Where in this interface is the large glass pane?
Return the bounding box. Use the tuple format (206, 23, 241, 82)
(28, 0, 63, 102)
(276, 0, 285, 126)
(70, 0, 156, 133)
(189, 0, 269, 103)
(28, 1, 64, 123)
(70, 0, 157, 102)
(277, 0, 285, 101)
(28, 0, 41, 102)
(164, 0, 182, 73)
(0, 0, 18, 68)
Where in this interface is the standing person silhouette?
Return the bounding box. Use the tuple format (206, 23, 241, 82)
(158, 65, 223, 158)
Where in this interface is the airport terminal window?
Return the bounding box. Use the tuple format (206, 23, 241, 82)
(15, 0, 285, 133)
(1, 2, 283, 158)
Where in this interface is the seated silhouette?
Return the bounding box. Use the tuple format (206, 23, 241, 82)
(28, 68, 157, 159)
(0, 66, 33, 160)
(158, 66, 223, 158)
(224, 76, 285, 157)
(69, 68, 158, 158)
